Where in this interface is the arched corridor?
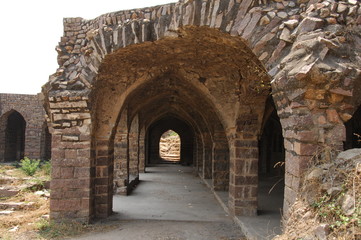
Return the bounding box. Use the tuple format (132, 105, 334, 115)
(42, 1, 361, 235)
(88, 26, 268, 221)
(147, 117, 193, 166)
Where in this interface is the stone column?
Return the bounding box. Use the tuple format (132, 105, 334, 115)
(0, 116, 6, 161)
(127, 115, 139, 191)
(138, 126, 145, 173)
(113, 111, 128, 195)
(228, 136, 258, 216)
(212, 132, 229, 191)
(48, 96, 93, 222)
(196, 135, 203, 174)
(94, 137, 114, 218)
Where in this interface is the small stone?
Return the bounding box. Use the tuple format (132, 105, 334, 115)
(314, 224, 330, 240)
(276, 3, 285, 10)
(329, 88, 353, 97)
(289, 2, 296, 7)
(341, 194, 355, 216)
(327, 187, 342, 197)
(319, 37, 339, 49)
(35, 191, 45, 196)
(0, 210, 14, 215)
(329, 93, 344, 104)
(296, 17, 324, 35)
(259, 15, 270, 25)
(268, 11, 276, 18)
(284, 19, 299, 29)
(320, 8, 330, 18)
(9, 226, 19, 232)
(280, 28, 292, 42)
(277, 11, 288, 19)
(326, 17, 337, 24)
(338, 36, 346, 43)
(337, 3, 348, 13)
(303, 211, 313, 219)
(326, 109, 342, 123)
(340, 113, 352, 122)
(306, 167, 324, 180)
(348, 0, 357, 4)
(348, 6, 358, 16)
(259, 52, 268, 61)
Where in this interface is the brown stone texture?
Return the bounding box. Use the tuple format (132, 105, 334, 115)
(41, 0, 361, 223)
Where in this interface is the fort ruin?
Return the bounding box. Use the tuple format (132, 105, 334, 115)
(1, 0, 360, 229)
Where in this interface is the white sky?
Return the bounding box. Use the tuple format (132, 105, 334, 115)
(0, 0, 178, 94)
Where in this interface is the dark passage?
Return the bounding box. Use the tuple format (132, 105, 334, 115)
(5, 111, 26, 161)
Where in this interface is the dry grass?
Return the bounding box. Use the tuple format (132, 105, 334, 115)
(0, 164, 119, 240)
(0, 191, 49, 239)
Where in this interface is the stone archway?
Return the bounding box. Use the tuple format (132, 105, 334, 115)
(43, 0, 361, 223)
(159, 129, 181, 162)
(0, 110, 26, 162)
(147, 117, 193, 165)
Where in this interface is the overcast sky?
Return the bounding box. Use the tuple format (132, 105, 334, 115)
(0, 0, 177, 94)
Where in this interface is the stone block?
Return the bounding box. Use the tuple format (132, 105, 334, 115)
(293, 141, 318, 156)
(326, 109, 341, 123)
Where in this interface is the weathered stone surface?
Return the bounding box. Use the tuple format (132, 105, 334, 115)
(313, 224, 330, 240)
(294, 17, 324, 35)
(341, 194, 355, 216)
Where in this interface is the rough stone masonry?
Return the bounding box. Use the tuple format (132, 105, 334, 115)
(40, 0, 361, 222)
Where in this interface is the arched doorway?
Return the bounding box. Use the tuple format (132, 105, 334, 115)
(159, 130, 181, 162)
(258, 98, 285, 216)
(345, 104, 361, 149)
(146, 117, 194, 166)
(4, 111, 26, 162)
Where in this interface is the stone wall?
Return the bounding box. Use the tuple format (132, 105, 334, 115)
(0, 93, 48, 161)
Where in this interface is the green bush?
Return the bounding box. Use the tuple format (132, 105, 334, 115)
(41, 160, 51, 176)
(20, 157, 41, 176)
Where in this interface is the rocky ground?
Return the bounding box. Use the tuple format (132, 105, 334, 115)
(275, 148, 361, 240)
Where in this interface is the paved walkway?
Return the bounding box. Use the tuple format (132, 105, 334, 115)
(73, 164, 245, 240)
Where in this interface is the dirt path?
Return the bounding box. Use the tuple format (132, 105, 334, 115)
(72, 165, 245, 240)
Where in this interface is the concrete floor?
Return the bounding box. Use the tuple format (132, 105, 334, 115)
(73, 164, 245, 240)
(203, 175, 283, 240)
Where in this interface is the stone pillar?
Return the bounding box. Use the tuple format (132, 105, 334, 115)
(202, 132, 212, 179)
(24, 116, 43, 160)
(196, 135, 204, 174)
(212, 132, 229, 191)
(113, 111, 128, 195)
(203, 145, 212, 179)
(138, 126, 145, 173)
(94, 137, 114, 218)
(128, 115, 139, 191)
(228, 137, 258, 216)
(0, 116, 6, 161)
(48, 96, 93, 222)
(281, 109, 346, 217)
